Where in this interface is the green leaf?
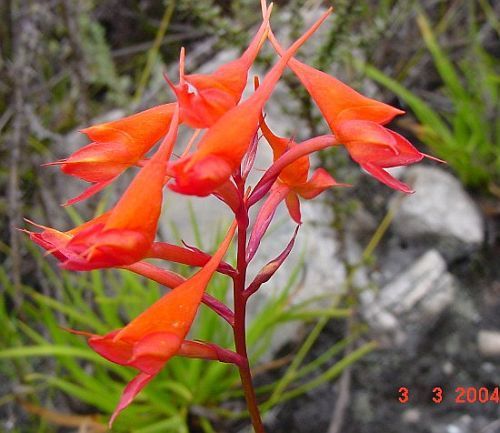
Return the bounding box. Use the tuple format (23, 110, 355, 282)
(0, 345, 106, 363)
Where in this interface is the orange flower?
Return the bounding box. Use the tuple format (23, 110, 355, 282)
(27, 106, 180, 270)
(24, 211, 111, 264)
(48, 103, 177, 205)
(246, 119, 345, 262)
(69, 221, 236, 425)
(259, 110, 344, 223)
(267, 28, 439, 193)
(166, 6, 273, 128)
(169, 7, 332, 196)
(335, 119, 429, 193)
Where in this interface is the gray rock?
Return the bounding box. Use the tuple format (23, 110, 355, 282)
(361, 249, 456, 348)
(401, 408, 421, 424)
(390, 166, 484, 259)
(478, 330, 500, 358)
(430, 415, 494, 433)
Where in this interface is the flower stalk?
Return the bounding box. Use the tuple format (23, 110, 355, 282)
(233, 176, 266, 432)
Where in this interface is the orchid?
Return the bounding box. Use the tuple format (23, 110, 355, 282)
(266, 24, 441, 193)
(165, 6, 273, 128)
(27, 106, 180, 270)
(67, 221, 237, 426)
(27, 2, 439, 431)
(259, 110, 346, 223)
(47, 103, 178, 205)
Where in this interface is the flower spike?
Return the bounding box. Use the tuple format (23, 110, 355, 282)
(23, 5, 442, 433)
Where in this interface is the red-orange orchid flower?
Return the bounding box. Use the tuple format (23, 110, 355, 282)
(24, 211, 112, 264)
(335, 119, 433, 193)
(246, 121, 345, 261)
(266, 28, 440, 193)
(27, 106, 180, 270)
(169, 7, 332, 197)
(259, 108, 345, 224)
(68, 221, 236, 426)
(165, 6, 273, 129)
(47, 103, 177, 205)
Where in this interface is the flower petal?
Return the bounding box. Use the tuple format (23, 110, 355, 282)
(62, 177, 118, 207)
(294, 168, 341, 200)
(267, 31, 403, 128)
(336, 120, 399, 155)
(109, 372, 155, 428)
(127, 332, 181, 374)
(361, 162, 414, 193)
(247, 184, 290, 263)
(285, 191, 302, 224)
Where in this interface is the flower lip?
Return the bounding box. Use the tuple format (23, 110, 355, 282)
(169, 154, 234, 196)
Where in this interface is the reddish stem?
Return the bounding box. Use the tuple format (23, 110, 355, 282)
(233, 177, 266, 433)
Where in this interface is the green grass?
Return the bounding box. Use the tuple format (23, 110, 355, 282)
(363, 11, 500, 190)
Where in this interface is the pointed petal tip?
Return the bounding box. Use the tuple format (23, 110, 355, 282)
(62, 177, 116, 207)
(23, 218, 51, 230)
(41, 159, 67, 167)
(109, 412, 118, 430)
(423, 152, 446, 164)
(397, 182, 415, 194)
(162, 71, 177, 92)
(108, 362, 159, 426)
(22, 218, 37, 228)
(178, 47, 186, 83)
(61, 327, 95, 337)
(361, 163, 415, 194)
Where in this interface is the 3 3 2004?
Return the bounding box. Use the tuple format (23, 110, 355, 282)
(397, 386, 500, 404)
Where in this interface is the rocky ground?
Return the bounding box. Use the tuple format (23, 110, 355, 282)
(258, 164, 500, 433)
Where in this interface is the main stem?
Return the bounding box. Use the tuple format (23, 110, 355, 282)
(233, 178, 266, 433)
